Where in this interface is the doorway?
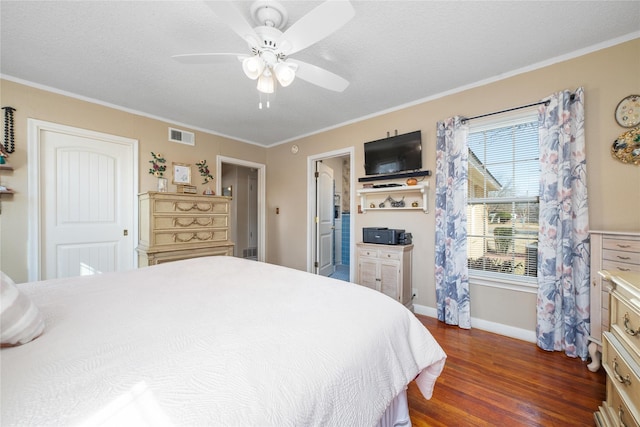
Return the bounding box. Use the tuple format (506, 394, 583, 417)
(217, 156, 266, 262)
(27, 119, 138, 281)
(307, 148, 355, 282)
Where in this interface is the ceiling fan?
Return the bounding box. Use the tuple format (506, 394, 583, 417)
(172, 0, 355, 95)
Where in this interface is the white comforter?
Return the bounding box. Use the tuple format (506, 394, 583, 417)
(1, 257, 446, 426)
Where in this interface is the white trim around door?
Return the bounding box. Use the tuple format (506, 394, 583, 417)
(216, 155, 266, 262)
(306, 147, 355, 281)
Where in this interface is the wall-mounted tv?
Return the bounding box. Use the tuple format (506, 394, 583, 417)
(364, 130, 422, 176)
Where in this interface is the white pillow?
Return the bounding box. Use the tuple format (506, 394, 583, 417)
(1, 271, 45, 347)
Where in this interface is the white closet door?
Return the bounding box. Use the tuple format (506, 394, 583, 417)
(41, 128, 135, 279)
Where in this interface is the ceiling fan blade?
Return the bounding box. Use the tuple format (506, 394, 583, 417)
(172, 53, 247, 64)
(278, 1, 355, 55)
(288, 59, 349, 92)
(205, 2, 260, 48)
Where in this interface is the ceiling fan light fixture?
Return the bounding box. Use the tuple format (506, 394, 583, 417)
(274, 62, 296, 87)
(257, 72, 275, 93)
(242, 56, 265, 80)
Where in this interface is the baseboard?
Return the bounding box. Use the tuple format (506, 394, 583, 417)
(413, 303, 536, 343)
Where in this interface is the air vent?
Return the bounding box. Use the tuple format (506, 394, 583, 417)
(168, 127, 195, 146)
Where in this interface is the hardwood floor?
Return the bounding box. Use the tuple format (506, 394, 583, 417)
(408, 315, 605, 426)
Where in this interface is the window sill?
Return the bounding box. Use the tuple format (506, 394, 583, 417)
(469, 271, 538, 294)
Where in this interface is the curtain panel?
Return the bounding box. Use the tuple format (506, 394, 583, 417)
(536, 87, 590, 359)
(435, 117, 471, 329)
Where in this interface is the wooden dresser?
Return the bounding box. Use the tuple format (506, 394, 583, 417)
(588, 232, 640, 372)
(594, 271, 640, 427)
(137, 192, 234, 266)
(356, 243, 413, 311)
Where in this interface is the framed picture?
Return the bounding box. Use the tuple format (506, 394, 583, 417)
(172, 163, 192, 185)
(223, 185, 233, 197)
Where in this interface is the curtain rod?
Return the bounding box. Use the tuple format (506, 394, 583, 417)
(461, 100, 549, 124)
(461, 93, 577, 124)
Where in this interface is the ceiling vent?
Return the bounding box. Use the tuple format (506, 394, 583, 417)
(168, 127, 195, 146)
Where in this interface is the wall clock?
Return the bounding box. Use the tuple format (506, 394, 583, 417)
(615, 94, 640, 128)
(291, 144, 299, 154)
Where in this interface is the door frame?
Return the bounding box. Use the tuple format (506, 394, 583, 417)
(27, 119, 139, 281)
(306, 147, 355, 280)
(216, 155, 266, 262)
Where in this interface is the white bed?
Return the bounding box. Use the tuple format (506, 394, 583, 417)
(1, 256, 446, 426)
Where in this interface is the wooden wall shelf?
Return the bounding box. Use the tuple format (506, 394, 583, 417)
(357, 183, 429, 213)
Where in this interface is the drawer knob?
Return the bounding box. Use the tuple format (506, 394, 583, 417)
(613, 358, 632, 386)
(623, 313, 640, 336)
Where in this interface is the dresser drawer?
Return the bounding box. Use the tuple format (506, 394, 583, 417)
(379, 250, 401, 261)
(604, 248, 640, 266)
(604, 259, 640, 274)
(604, 238, 640, 255)
(153, 215, 228, 230)
(358, 248, 380, 258)
(603, 332, 640, 425)
(154, 198, 229, 214)
(603, 376, 640, 427)
(152, 229, 230, 247)
(610, 291, 640, 365)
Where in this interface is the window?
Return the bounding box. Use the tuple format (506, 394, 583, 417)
(466, 113, 539, 287)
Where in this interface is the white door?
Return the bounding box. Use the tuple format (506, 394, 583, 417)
(316, 162, 335, 276)
(40, 127, 135, 279)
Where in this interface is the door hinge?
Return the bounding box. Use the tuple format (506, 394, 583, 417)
(123, 229, 128, 236)
(314, 171, 319, 178)
(314, 261, 319, 268)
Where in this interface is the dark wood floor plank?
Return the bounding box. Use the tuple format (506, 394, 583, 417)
(408, 315, 605, 426)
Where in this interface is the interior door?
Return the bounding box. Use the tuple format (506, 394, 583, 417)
(316, 162, 335, 276)
(41, 128, 135, 278)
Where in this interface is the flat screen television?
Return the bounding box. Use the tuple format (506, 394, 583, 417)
(364, 130, 422, 176)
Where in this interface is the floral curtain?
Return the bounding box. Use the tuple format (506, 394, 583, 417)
(536, 87, 590, 359)
(435, 117, 471, 329)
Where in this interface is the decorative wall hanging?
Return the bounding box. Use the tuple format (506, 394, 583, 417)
(611, 127, 640, 165)
(172, 163, 192, 185)
(615, 94, 640, 128)
(2, 106, 16, 154)
(148, 152, 168, 192)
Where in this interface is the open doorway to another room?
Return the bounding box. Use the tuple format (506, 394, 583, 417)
(217, 156, 266, 262)
(307, 148, 355, 283)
